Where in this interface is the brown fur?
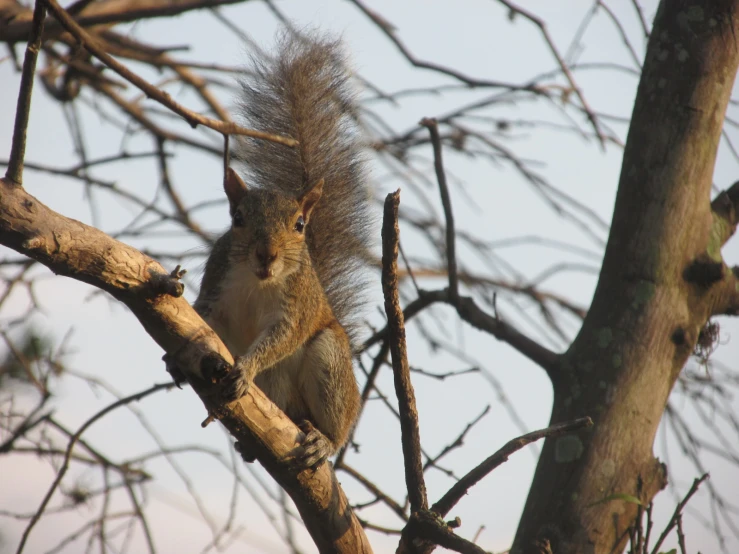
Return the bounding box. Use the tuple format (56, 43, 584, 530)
(193, 34, 368, 465)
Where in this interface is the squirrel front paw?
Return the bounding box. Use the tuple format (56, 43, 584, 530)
(200, 352, 241, 403)
(292, 420, 332, 470)
(219, 370, 252, 403)
(213, 355, 256, 403)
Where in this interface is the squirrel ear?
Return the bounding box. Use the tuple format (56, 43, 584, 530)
(298, 178, 324, 222)
(224, 168, 248, 215)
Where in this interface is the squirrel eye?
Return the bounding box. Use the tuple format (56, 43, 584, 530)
(232, 212, 245, 227)
(294, 215, 305, 233)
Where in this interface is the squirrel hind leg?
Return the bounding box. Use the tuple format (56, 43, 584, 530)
(293, 420, 333, 470)
(294, 324, 361, 468)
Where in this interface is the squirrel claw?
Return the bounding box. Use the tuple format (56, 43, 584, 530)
(218, 368, 251, 403)
(291, 420, 331, 470)
(164, 357, 187, 388)
(216, 355, 256, 403)
(201, 353, 231, 383)
(234, 441, 257, 463)
(200, 354, 249, 403)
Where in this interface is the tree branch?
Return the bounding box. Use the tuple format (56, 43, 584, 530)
(5, 0, 46, 185)
(710, 180, 739, 248)
(420, 117, 459, 302)
(0, 0, 246, 44)
(381, 189, 428, 514)
(16, 384, 169, 554)
(0, 176, 372, 553)
(431, 416, 593, 518)
(363, 286, 559, 379)
(648, 474, 709, 554)
(44, 0, 297, 146)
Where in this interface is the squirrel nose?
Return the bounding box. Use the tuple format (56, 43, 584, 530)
(255, 244, 278, 266)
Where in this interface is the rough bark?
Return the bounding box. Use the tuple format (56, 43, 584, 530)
(0, 0, 245, 44)
(0, 176, 373, 554)
(513, 2, 739, 553)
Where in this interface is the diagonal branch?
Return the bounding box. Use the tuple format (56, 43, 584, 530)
(648, 474, 709, 554)
(431, 416, 593, 518)
(43, 0, 297, 147)
(0, 176, 373, 554)
(495, 0, 606, 148)
(362, 287, 560, 379)
(348, 0, 548, 95)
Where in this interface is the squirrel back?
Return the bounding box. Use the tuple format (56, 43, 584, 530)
(234, 33, 371, 346)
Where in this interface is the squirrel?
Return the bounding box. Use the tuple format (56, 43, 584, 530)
(183, 33, 370, 469)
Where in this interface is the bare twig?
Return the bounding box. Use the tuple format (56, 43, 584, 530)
(496, 0, 606, 148)
(649, 473, 710, 554)
(382, 189, 428, 514)
(382, 190, 428, 512)
(431, 416, 593, 517)
(404, 510, 489, 554)
(15, 383, 170, 554)
(630, 0, 651, 39)
(43, 0, 297, 147)
(676, 516, 687, 554)
(420, 117, 459, 302)
(339, 463, 408, 522)
(349, 0, 548, 95)
(423, 405, 490, 473)
(6, 0, 46, 184)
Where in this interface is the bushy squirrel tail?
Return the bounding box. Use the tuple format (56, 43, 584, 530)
(235, 32, 372, 346)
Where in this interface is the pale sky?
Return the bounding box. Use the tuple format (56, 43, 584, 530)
(1, 1, 738, 553)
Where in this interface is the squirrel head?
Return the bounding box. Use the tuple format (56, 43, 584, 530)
(223, 168, 323, 284)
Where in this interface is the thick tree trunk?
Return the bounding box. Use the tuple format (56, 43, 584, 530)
(513, 2, 739, 553)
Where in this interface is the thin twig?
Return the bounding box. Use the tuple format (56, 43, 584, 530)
(643, 503, 654, 554)
(6, 0, 46, 184)
(649, 473, 709, 554)
(676, 516, 687, 554)
(420, 117, 459, 302)
(431, 416, 593, 517)
(43, 0, 296, 147)
(338, 463, 408, 522)
(15, 383, 170, 554)
(630, 0, 651, 39)
(349, 0, 548, 95)
(423, 405, 490, 473)
(495, 0, 606, 148)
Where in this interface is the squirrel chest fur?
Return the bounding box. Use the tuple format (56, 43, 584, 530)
(209, 259, 284, 356)
(187, 33, 371, 469)
(207, 257, 317, 417)
(211, 266, 302, 413)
